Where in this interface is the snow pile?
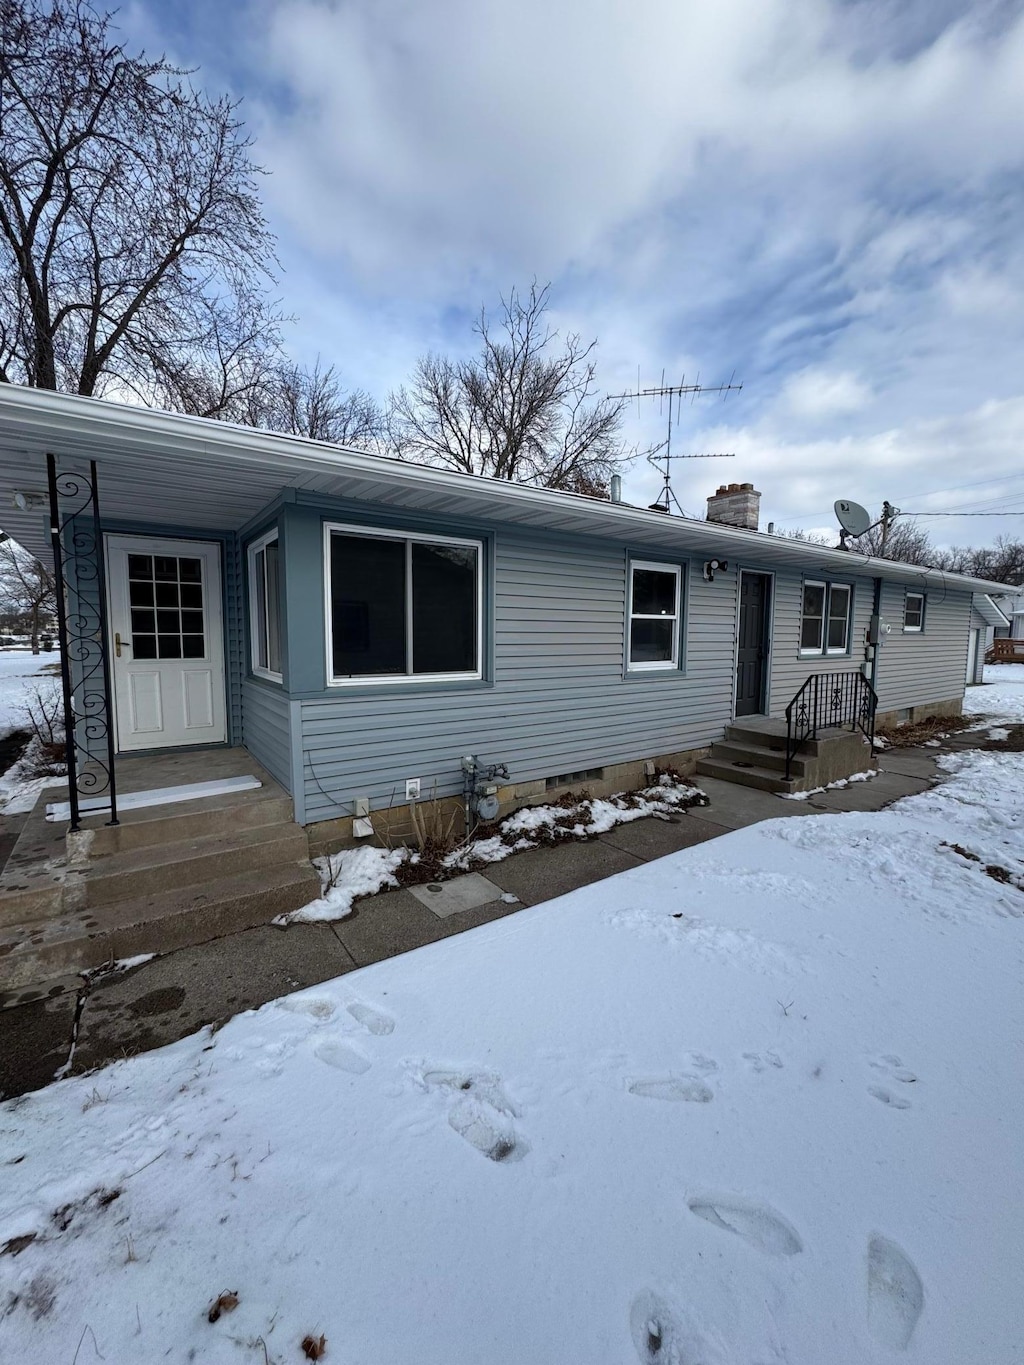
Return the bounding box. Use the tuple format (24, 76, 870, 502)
(2, 744, 1023, 1362)
(278, 845, 406, 924)
(282, 777, 708, 923)
(782, 768, 878, 801)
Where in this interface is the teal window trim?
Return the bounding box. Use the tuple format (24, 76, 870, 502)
(623, 553, 688, 679)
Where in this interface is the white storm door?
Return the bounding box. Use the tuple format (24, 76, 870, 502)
(107, 535, 227, 751)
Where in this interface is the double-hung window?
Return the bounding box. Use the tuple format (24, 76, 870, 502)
(904, 591, 925, 632)
(800, 580, 851, 655)
(248, 530, 282, 681)
(325, 524, 482, 683)
(628, 560, 682, 671)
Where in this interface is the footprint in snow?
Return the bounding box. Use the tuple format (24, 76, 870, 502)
(346, 1000, 395, 1036)
(868, 1055, 917, 1109)
(423, 1069, 528, 1162)
(868, 1086, 911, 1110)
(743, 1050, 783, 1073)
(687, 1194, 803, 1257)
(279, 995, 336, 1021)
(629, 1077, 714, 1104)
(629, 1291, 715, 1364)
(867, 1234, 924, 1349)
(314, 1038, 372, 1074)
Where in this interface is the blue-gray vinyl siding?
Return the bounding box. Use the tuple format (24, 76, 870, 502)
(873, 582, 971, 713)
(241, 679, 292, 791)
(763, 568, 875, 718)
(297, 531, 739, 823)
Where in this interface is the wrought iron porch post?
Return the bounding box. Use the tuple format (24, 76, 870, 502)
(45, 453, 119, 830)
(46, 453, 81, 831)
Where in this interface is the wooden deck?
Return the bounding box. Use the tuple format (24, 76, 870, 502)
(985, 638, 1024, 663)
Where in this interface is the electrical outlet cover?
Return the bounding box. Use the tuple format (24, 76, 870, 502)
(405, 778, 421, 799)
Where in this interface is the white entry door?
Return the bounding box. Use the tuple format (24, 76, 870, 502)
(107, 535, 227, 751)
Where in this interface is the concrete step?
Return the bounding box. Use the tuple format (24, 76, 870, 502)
(711, 742, 810, 778)
(85, 823, 310, 906)
(0, 860, 322, 994)
(81, 789, 295, 855)
(696, 757, 798, 794)
(725, 723, 822, 754)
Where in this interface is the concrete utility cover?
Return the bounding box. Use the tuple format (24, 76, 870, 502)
(408, 872, 503, 918)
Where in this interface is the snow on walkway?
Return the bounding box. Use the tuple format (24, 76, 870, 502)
(963, 662, 1024, 726)
(1, 739, 1023, 1361)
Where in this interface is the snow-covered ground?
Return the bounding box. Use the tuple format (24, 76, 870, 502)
(0, 649, 54, 739)
(1, 667, 1023, 1363)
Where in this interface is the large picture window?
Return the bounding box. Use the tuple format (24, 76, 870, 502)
(325, 524, 482, 683)
(248, 530, 282, 681)
(801, 580, 851, 655)
(628, 560, 682, 671)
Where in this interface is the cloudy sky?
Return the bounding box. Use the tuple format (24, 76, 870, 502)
(125, 0, 1024, 547)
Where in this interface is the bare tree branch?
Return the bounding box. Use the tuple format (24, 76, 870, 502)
(388, 282, 628, 493)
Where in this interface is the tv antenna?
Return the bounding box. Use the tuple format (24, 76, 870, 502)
(609, 371, 743, 513)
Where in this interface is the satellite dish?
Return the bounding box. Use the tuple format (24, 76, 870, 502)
(834, 499, 871, 538)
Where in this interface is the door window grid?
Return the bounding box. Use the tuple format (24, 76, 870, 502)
(127, 554, 205, 660)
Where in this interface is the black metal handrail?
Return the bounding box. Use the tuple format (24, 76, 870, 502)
(784, 670, 877, 780)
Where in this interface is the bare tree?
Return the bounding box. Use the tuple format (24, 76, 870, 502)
(858, 516, 935, 565)
(388, 283, 627, 493)
(0, 0, 280, 408)
(250, 359, 383, 448)
(0, 538, 56, 650)
(935, 534, 1024, 586)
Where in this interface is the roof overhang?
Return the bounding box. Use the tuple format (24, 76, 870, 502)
(0, 384, 1010, 597)
(973, 594, 1012, 628)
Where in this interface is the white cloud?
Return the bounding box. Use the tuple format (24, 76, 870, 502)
(781, 368, 873, 420)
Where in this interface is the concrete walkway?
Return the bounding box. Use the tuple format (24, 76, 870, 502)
(0, 746, 945, 1098)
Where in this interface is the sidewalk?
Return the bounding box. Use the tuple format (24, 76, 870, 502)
(0, 746, 943, 1098)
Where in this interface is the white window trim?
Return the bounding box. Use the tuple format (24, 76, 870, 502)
(800, 579, 853, 657)
(627, 558, 682, 672)
(904, 591, 925, 633)
(799, 579, 827, 656)
(825, 583, 853, 655)
(323, 521, 484, 686)
(248, 528, 282, 683)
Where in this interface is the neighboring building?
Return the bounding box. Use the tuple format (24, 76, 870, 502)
(0, 386, 1010, 842)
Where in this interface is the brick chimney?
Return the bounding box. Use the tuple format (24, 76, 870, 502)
(706, 482, 760, 531)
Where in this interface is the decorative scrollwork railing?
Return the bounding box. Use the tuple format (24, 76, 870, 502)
(46, 454, 118, 831)
(784, 670, 877, 781)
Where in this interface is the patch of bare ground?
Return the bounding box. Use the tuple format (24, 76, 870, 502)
(876, 714, 973, 748)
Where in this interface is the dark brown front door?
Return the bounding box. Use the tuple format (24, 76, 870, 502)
(736, 572, 771, 716)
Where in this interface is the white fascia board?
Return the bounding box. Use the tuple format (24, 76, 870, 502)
(0, 384, 1012, 597)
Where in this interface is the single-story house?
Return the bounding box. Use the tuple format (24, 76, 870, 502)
(0, 384, 1010, 843)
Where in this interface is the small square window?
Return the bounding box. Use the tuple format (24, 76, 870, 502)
(904, 592, 925, 632)
(628, 561, 681, 671)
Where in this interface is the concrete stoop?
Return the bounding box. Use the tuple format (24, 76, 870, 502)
(697, 718, 875, 794)
(0, 780, 320, 996)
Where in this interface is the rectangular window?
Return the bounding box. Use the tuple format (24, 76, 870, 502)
(801, 580, 852, 655)
(826, 584, 852, 653)
(248, 530, 282, 681)
(628, 560, 682, 671)
(326, 524, 482, 683)
(904, 592, 925, 632)
(800, 582, 826, 653)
